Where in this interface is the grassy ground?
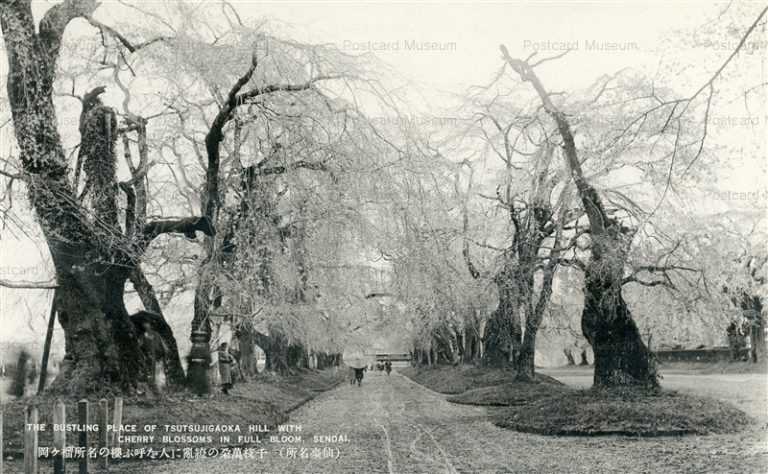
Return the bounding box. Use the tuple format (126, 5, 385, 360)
(541, 365, 768, 424)
(659, 359, 768, 375)
(403, 364, 757, 437)
(0, 368, 345, 463)
(491, 386, 754, 436)
(447, 381, 571, 406)
(398, 365, 561, 395)
(400, 364, 573, 409)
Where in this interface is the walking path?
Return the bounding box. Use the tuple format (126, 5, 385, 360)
(149, 371, 767, 473)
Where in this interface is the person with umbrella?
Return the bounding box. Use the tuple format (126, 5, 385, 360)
(348, 355, 367, 386)
(353, 366, 366, 386)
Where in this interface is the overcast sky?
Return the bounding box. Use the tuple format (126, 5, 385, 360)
(225, 2, 724, 89)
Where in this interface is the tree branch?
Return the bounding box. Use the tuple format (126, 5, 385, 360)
(85, 16, 170, 53)
(142, 216, 215, 244)
(236, 75, 343, 105)
(0, 278, 58, 289)
(252, 160, 330, 177)
(621, 277, 674, 289)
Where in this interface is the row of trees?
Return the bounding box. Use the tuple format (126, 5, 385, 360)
(389, 3, 767, 387)
(0, 0, 414, 393)
(0, 0, 764, 395)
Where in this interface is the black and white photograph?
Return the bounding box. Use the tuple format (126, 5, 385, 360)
(0, 1, 766, 472)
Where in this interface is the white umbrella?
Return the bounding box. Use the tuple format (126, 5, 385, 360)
(347, 356, 367, 369)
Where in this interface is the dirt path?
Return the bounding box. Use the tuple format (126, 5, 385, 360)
(147, 370, 767, 473)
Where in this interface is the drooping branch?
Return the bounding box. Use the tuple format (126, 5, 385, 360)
(202, 53, 340, 226)
(236, 75, 343, 106)
(85, 16, 170, 53)
(622, 264, 702, 290)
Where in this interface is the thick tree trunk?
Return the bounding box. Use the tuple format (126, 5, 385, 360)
(316, 352, 331, 370)
(1, 1, 140, 394)
(484, 263, 523, 368)
(514, 329, 537, 381)
(564, 348, 576, 366)
(288, 343, 309, 369)
(482, 309, 510, 367)
(463, 329, 480, 364)
(130, 310, 186, 386)
(268, 337, 290, 374)
(237, 329, 257, 376)
(53, 263, 145, 394)
(739, 293, 765, 363)
(129, 268, 186, 385)
(582, 264, 657, 387)
(580, 349, 589, 366)
(514, 253, 556, 382)
(482, 301, 520, 368)
(253, 330, 290, 375)
(751, 315, 765, 363)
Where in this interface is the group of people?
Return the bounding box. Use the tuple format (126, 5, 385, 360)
(138, 321, 239, 396)
(350, 360, 392, 387)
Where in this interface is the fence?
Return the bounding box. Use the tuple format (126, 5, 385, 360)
(654, 347, 733, 363)
(0, 397, 123, 473)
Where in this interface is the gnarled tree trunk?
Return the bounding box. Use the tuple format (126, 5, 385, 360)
(502, 47, 658, 388)
(582, 260, 656, 386)
(129, 269, 186, 386)
(236, 325, 258, 377)
(1, 1, 210, 394)
(483, 272, 522, 367)
(253, 329, 290, 375)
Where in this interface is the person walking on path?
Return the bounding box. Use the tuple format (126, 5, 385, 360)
(218, 342, 235, 394)
(139, 321, 167, 395)
(385, 360, 392, 376)
(353, 367, 366, 386)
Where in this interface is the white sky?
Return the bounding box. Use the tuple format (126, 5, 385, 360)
(228, 1, 720, 89)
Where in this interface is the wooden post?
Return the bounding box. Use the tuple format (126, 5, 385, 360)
(53, 399, 66, 474)
(1, 407, 4, 474)
(78, 399, 89, 474)
(111, 398, 123, 448)
(38, 290, 58, 395)
(98, 399, 109, 470)
(24, 405, 38, 474)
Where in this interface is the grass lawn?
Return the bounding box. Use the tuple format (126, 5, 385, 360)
(447, 381, 571, 406)
(402, 364, 756, 437)
(491, 386, 755, 436)
(398, 365, 561, 394)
